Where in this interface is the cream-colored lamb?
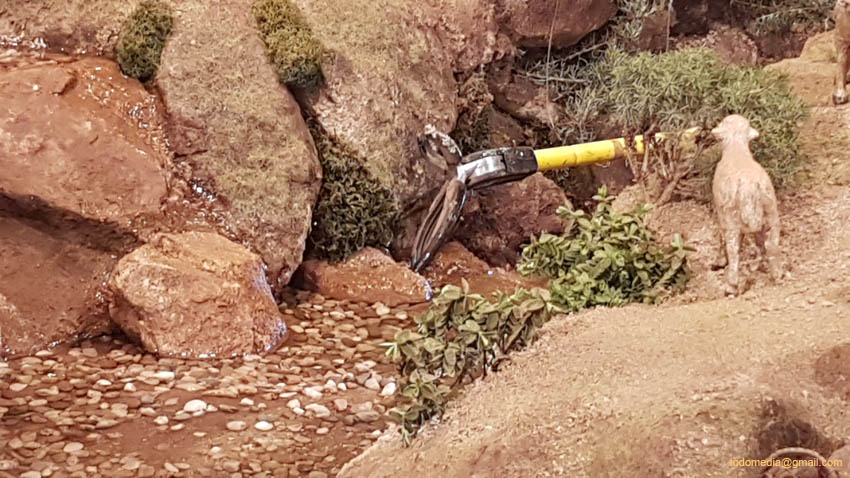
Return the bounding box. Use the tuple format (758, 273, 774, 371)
(834, 0, 850, 105)
(711, 115, 782, 296)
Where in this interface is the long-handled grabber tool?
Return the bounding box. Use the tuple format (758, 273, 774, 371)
(409, 127, 700, 273)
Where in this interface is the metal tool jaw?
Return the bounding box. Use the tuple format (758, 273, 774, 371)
(459, 146, 539, 191)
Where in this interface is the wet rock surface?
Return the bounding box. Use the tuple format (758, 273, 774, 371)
(293, 248, 430, 307)
(0, 53, 170, 232)
(0, 290, 409, 478)
(455, 173, 569, 267)
(0, 52, 171, 358)
(423, 241, 548, 296)
(108, 232, 287, 358)
(155, 0, 322, 292)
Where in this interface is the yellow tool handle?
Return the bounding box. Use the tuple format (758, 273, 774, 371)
(533, 127, 700, 172)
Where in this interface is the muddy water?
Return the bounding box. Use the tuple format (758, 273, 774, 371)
(0, 290, 426, 478)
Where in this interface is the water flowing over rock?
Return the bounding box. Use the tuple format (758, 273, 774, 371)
(108, 232, 287, 358)
(422, 241, 547, 296)
(0, 53, 171, 357)
(293, 248, 430, 307)
(155, 0, 322, 293)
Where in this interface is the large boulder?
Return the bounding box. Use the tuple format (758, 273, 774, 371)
(293, 0, 511, 213)
(108, 232, 287, 358)
(495, 0, 617, 48)
(0, 52, 172, 357)
(155, 0, 322, 293)
(454, 173, 569, 266)
(0, 54, 170, 228)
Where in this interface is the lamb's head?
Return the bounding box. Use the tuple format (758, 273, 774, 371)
(711, 114, 759, 146)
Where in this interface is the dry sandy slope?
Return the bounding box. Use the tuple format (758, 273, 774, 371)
(338, 82, 850, 478)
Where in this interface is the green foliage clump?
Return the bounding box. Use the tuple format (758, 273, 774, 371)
(526, 47, 808, 194)
(385, 283, 563, 445)
(116, 0, 174, 82)
(252, 0, 324, 88)
(308, 127, 399, 262)
(519, 187, 691, 311)
(602, 47, 808, 189)
(730, 0, 834, 36)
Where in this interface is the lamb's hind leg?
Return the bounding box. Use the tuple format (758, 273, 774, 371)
(723, 228, 742, 296)
(762, 199, 783, 282)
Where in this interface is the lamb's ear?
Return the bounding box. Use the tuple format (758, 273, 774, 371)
(710, 127, 722, 138)
(748, 127, 760, 141)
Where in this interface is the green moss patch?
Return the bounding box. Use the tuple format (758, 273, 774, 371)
(252, 0, 324, 88)
(116, 0, 174, 82)
(307, 125, 400, 262)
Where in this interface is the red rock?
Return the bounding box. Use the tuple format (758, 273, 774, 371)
(0, 54, 170, 227)
(0, 53, 171, 357)
(108, 232, 287, 358)
(155, 0, 322, 292)
(454, 173, 569, 267)
(496, 0, 617, 48)
(422, 241, 547, 298)
(293, 248, 430, 307)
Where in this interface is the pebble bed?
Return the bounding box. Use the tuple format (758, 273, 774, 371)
(0, 290, 424, 478)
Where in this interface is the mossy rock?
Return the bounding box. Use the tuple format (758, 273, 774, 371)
(116, 0, 174, 82)
(252, 0, 324, 88)
(308, 125, 400, 262)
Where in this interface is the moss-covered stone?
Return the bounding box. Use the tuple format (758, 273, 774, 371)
(252, 0, 324, 88)
(308, 125, 400, 262)
(116, 0, 173, 82)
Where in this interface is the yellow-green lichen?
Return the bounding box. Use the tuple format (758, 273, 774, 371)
(252, 0, 324, 88)
(116, 0, 174, 82)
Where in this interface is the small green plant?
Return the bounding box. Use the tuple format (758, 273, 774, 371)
(519, 187, 691, 310)
(385, 283, 563, 445)
(307, 125, 399, 262)
(116, 0, 174, 82)
(252, 0, 324, 88)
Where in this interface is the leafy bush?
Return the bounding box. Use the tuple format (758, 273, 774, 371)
(525, 47, 808, 197)
(385, 283, 563, 445)
(307, 125, 400, 262)
(519, 187, 691, 311)
(116, 0, 174, 82)
(252, 0, 324, 88)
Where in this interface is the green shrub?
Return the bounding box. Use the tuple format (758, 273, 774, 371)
(307, 126, 399, 262)
(602, 47, 808, 190)
(252, 0, 324, 88)
(519, 187, 691, 310)
(385, 283, 563, 445)
(525, 47, 808, 195)
(116, 0, 174, 82)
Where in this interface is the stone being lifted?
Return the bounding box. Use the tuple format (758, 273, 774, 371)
(711, 114, 783, 296)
